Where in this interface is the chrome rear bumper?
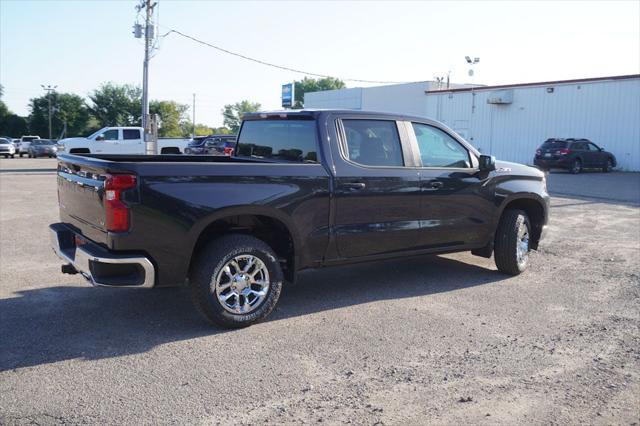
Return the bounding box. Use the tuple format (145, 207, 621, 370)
(50, 223, 155, 288)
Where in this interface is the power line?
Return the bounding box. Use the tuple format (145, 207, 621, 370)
(159, 29, 411, 85)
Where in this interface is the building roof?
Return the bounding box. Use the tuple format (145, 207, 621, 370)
(425, 74, 640, 94)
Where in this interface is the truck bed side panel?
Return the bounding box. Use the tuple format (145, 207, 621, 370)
(111, 163, 331, 286)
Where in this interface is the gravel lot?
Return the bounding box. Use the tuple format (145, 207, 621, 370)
(1, 158, 639, 425)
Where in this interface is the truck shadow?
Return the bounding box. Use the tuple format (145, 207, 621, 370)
(0, 255, 506, 372)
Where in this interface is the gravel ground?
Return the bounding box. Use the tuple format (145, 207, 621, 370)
(1, 158, 639, 425)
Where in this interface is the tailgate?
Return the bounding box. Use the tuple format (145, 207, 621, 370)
(58, 163, 107, 235)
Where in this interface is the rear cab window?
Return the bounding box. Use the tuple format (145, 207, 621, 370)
(236, 120, 318, 163)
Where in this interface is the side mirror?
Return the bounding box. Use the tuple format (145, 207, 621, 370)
(479, 154, 496, 171)
(95, 135, 105, 141)
(599, 147, 604, 152)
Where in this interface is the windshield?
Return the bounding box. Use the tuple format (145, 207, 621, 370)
(0, 139, 10, 144)
(22, 137, 39, 142)
(86, 129, 105, 139)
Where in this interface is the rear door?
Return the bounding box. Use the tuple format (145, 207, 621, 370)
(121, 129, 144, 154)
(571, 141, 590, 166)
(408, 121, 493, 248)
(333, 117, 423, 258)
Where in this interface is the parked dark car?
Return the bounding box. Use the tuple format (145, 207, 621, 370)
(50, 110, 550, 328)
(534, 138, 616, 174)
(184, 134, 236, 155)
(28, 139, 58, 158)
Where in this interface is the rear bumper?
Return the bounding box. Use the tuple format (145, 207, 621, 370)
(534, 157, 570, 169)
(50, 223, 155, 288)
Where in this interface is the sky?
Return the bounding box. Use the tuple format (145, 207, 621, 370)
(1, 0, 639, 127)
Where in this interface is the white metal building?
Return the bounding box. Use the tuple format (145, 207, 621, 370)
(305, 75, 640, 171)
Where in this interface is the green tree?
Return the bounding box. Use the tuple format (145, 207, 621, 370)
(222, 100, 261, 133)
(150, 100, 189, 137)
(0, 85, 29, 137)
(88, 82, 142, 127)
(28, 92, 90, 138)
(293, 77, 346, 108)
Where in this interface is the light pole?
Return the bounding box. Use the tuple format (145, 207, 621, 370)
(465, 56, 480, 113)
(41, 84, 57, 139)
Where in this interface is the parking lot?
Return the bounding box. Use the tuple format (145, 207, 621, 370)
(1, 157, 639, 424)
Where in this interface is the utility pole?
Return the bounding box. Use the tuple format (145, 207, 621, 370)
(192, 93, 196, 138)
(135, 0, 156, 135)
(41, 84, 57, 139)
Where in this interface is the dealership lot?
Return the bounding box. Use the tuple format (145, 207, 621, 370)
(1, 158, 639, 424)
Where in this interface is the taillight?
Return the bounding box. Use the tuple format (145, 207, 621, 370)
(557, 148, 570, 155)
(224, 146, 234, 156)
(104, 174, 136, 232)
(536, 149, 542, 156)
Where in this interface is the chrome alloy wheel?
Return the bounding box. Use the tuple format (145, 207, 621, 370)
(215, 255, 270, 314)
(516, 220, 530, 266)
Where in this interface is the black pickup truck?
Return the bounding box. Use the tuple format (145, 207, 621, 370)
(50, 110, 549, 327)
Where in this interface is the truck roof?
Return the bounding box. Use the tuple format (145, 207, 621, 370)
(242, 109, 437, 123)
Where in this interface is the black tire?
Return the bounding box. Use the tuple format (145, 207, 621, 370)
(19, 153, 23, 158)
(10, 154, 14, 158)
(189, 234, 283, 328)
(602, 158, 613, 173)
(569, 158, 582, 174)
(494, 209, 531, 275)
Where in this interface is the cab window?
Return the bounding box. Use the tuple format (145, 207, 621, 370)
(123, 129, 141, 140)
(342, 119, 403, 167)
(101, 130, 119, 141)
(412, 123, 470, 168)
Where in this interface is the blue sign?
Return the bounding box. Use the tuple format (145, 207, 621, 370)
(282, 83, 295, 108)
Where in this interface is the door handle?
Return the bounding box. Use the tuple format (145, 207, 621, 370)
(423, 181, 444, 190)
(339, 182, 366, 190)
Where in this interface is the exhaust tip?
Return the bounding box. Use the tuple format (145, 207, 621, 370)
(61, 264, 78, 275)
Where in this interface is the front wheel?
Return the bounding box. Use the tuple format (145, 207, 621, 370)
(189, 234, 283, 328)
(602, 158, 613, 173)
(494, 209, 531, 275)
(19, 153, 23, 158)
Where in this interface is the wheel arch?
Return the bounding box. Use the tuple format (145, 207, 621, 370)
(497, 195, 547, 250)
(188, 206, 300, 283)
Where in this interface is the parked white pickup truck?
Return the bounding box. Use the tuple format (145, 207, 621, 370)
(58, 127, 190, 155)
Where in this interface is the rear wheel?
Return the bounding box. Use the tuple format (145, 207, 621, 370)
(602, 158, 613, 173)
(189, 234, 283, 328)
(570, 158, 582, 174)
(19, 153, 23, 158)
(494, 209, 531, 275)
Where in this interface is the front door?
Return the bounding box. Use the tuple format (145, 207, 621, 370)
(333, 118, 423, 258)
(409, 121, 494, 248)
(95, 129, 120, 154)
(586, 142, 605, 167)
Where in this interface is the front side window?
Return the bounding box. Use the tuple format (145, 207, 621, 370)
(123, 129, 141, 140)
(236, 120, 318, 163)
(342, 119, 403, 167)
(412, 123, 470, 168)
(101, 129, 119, 141)
(587, 143, 600, 152)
